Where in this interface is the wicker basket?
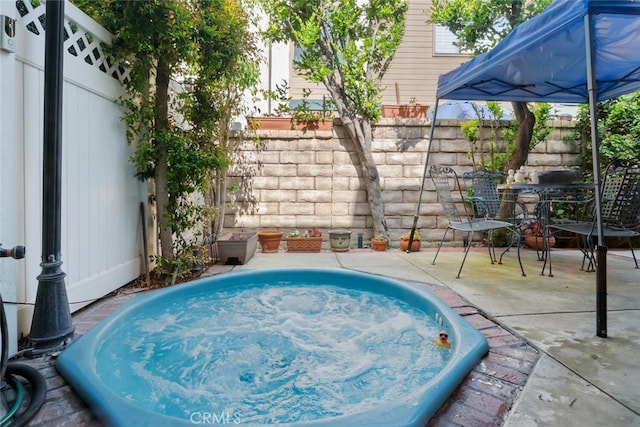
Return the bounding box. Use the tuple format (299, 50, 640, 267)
(286, 236, 323, 252)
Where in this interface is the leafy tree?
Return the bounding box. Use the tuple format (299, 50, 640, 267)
(260, 0, 409, 240)
(429, 0, 552, 170)
(570, 92, 640, 174)
(187, 55, 263, 243)
(74, 0, 254, 269)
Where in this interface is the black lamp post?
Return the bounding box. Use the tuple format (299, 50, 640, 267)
(27, 0, 75, 355)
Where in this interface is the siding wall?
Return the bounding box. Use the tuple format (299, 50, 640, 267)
(289, 0, 470, 108)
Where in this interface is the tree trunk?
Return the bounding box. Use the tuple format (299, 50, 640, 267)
(213, 169, 226, 240)
(497, 101, 536, 220)
(335, 115, 389, 240)
(154, 59, 174, 259)
(510, 101, 535, 169)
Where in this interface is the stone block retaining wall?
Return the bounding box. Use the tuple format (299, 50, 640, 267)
(224, 118, 579, 248)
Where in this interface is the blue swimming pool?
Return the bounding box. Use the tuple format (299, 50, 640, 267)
(56, 268, 488, 426)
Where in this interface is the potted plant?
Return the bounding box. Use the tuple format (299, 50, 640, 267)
(257, 230, 284, 253)
(246, 80, 295, 130)
(382, 97, 428, 118)
(371, 235, 388, 251)
(523, 221, 556, 250)
(286, 227, 323, 252)
(400, 230, 421, 252)
(216, 231, 258, 264)
(328, 229, 352, 252)
(292, 89, 335, 131)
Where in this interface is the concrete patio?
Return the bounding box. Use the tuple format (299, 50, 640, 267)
(6, 246, 640, 426)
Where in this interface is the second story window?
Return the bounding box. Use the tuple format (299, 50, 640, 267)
(434, 25, 470, 55)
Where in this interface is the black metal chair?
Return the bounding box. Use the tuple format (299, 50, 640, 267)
(545, 159, 640, 276)
(430, 165, 525, 278)
(462, 170, 528, 227)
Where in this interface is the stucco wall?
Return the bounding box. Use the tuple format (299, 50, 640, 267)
(224, 119, 579, 248)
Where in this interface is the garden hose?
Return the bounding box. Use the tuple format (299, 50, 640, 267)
(1, 363, 46, 427)
(0, 246, 48, 426)
(1, 374, 24, 426)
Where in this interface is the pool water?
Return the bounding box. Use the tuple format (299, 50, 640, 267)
(56, 268, 488, 426)
(99, 285, 451, 424)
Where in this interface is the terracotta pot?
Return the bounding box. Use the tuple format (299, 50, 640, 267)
(382, 104, 428, 118)
(524, 235, 556, 250)
(371, 239, 388, 251)
(246, 116, 293, 130)
(286, 236, 323, 253)
(257, 230, 283, 253)
(400, 238, 421, 252)
(294, 119, 333, 131)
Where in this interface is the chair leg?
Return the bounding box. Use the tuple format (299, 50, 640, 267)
(486, 230, 497, 264)
(499, 229, 526, 277)
(432, 229, 450, 265)
(626, 239, 639, 269)
(540, 234, 553, 277)
(456, 238, 473, 279)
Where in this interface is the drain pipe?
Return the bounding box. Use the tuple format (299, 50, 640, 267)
(26, 0, 75, 355)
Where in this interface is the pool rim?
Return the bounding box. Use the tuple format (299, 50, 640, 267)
(56, 268, 489, 426)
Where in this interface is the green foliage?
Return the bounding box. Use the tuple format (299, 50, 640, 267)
(75, 0, 256, 264)
(430, 0, 553, 172)
(530, 103, 552, 148)
(292, 88, 336, 121)
(461, 102, 551, 173)
(401, 230, 420, 240)
(568, 92, 640, 173)
(150, 246, 208, 286)
(260, 80, 292, 116)
(429, 0, 552, 55)
(261, 0, 408, 121)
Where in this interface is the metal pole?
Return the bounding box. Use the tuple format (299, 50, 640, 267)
(584, 12, 606, 338)
(27, 0, 75, 355)
(407, 99, 440, 252)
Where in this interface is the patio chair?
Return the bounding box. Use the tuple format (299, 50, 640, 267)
(462, 170, 528, 227)
(430, 165, 525, 278)
(544, 159, 640, 276)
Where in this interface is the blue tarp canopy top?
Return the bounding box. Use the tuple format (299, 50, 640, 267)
(437, 0, 640, 104)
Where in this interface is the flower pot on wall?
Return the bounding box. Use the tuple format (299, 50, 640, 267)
(328, 229, 351, 252)
(382, 104, 428, 118)
(246, 116, 293, 130)
(294, 119, 333, 131)
(257, 230, 283, 253)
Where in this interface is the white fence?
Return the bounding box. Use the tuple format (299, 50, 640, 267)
(0, 1, 147, 352)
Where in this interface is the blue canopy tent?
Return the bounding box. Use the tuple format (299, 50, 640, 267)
(413, 0, 640, 337)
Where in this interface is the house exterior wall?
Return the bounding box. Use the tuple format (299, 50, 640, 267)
(288, 0, 469, 108)
(224, 120, 580, 247)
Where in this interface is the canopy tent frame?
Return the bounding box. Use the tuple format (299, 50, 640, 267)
(410, 0, 640, 338)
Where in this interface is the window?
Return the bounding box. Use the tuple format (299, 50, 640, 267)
(434, 25, 470, 55)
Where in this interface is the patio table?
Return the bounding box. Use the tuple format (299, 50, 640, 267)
(500, 182, 595, 274)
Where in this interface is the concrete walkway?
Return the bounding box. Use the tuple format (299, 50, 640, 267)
(7, 246, 640, 426)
